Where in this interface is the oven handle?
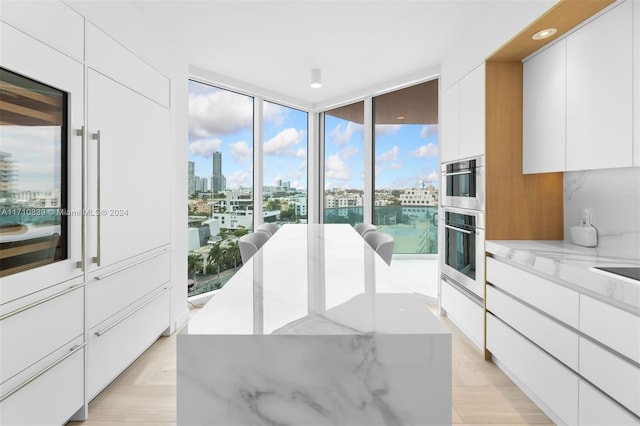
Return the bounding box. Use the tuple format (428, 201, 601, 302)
(443, 223, 474, 234)
(443, 170, 473, 177)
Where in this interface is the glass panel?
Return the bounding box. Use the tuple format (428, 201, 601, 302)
(187, 80, 253, 296)
(262, 101, 308, 224)
(323, 101, 364, 225)
(373, 80, 439, 254)
(0, 67, 67, 277)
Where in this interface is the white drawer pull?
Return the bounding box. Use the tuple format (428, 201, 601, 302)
(94, 249, 169, 281)
(94, 288, 168, 337)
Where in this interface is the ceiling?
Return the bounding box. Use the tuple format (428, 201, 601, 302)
(131, 1, 518, 109)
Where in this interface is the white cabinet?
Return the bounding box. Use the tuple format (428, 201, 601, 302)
(566, 0, 633, 171)
(634, 0, 640, 167)
(440, 84, 460, 163)
(523, 39, 566, 174)
(579, 380, 640, 425)
(522, 1, 634, 173)
(88, 287, 170, 399)
(440, 277, 483, 349)
(487, 314, 579, 425)
(440, 64, 485, 162)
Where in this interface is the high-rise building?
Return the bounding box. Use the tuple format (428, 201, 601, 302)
(188, 161, 195, 195)
(211, 151, 226, 193)
(0, 151, 17, 199)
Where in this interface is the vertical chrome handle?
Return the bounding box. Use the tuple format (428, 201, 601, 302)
(92, 130, 101, 266)
(75, 127, 85, 270)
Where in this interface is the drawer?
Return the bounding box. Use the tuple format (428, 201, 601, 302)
(486, 285, 579, 371)
(579, 379, 640, 425)
(440, 278, 483, 349)
(0, 346, 84, 426)
(487, 314, 579, 425)
(580, 294, 640, 364)
(0, 284, 84, 384)
(486, 257, 579, 328)
(579, 336, 640, 417)
(88, 287, 170, 399)
(87, 249, 170, 329)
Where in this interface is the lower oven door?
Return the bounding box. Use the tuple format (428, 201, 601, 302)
(441, 211, 484, 298)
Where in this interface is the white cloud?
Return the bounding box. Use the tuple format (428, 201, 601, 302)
(375, 124, 402, 136)
(409, 143, 438, 158)
(427, 171, 438, 182)
(295, 148, 306, 159)
(339, 145, 359, 160)
(264, 128, 305, 156)
(325, 154, 350, 180)
(226, 169, 251, 189)
(420, 125, 438, 139)
(330, 121, 362, 146)
(377, 145, 399, 163)
(188, 139, 222, 158)
(229, 140, 251, 162)
(188, 89, 253, 140)
(263, 102, 287, 127)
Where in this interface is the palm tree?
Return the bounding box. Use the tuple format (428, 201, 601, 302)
(226, 240, 241, 271)
(187, 253, 201, 281)
(207, 243, 223, 280)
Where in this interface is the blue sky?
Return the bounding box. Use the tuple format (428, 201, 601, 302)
(188, 80, 439, 192)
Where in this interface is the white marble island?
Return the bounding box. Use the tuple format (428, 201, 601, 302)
(178, 224, 451, 425)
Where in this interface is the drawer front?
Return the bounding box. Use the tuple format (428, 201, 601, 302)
(87, 249, 170, 329)
(487, 314, 579, 425)
(579, 379, 640, 425)
(579, 337, 640, 417)
(0, 285, 84, 383)
(486, 285, 579, 370)
(88, 288, 170, 399)
(440, 278, 483, 349)
(486, 257, 579, 328)
(0, 347, 84, 426)
(580, 294, 640, 364)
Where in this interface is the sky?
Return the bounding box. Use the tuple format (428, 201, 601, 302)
(188, 80, 440, 193)
(188, 80, 307, 190)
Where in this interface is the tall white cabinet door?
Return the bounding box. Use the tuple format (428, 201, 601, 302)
(566, 1, 633, 171)
(87, 70, 171, 269)
(459, 64, 485, 159)
(634, 0, 640, 167)
(440, 84, 460, 163)
(523, 39, 566, 174)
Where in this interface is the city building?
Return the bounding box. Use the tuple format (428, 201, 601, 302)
(211, 151, 226, 194)
(0, 151, 17, 200)
(188, 161, 195, 195)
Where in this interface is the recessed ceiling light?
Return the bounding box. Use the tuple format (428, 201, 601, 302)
(396, 116, 405, 120)
(532, 28, 557, 40)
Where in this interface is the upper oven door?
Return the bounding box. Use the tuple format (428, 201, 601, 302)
(441, 156, 485, 211)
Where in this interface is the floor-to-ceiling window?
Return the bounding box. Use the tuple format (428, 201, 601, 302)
(323, 101, 365, 225)
(372, 80, 439, 254)
(262, 101, 308, 224)
(187, 80, 254, 296)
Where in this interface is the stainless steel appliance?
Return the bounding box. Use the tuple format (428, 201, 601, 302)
(440, 207, 484, 299)
(441, 156, 484, 211)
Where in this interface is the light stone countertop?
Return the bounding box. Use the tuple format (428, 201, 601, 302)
(486, 240, 640, 315)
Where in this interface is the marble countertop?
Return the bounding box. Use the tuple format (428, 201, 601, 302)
(188, 224, 448, 336)
(486, 240, 640, 314)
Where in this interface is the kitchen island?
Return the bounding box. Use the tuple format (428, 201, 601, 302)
(178, 224, 451, 425)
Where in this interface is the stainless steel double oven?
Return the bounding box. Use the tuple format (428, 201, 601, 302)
(440, 156, 485, 300)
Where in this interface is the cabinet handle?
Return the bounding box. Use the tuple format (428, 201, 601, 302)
(76, 126, 85, 271)
(94, 249, 169, 281)
(94, 288, 169, 337)
(0, 284, 83, 322)
(92, 130, 101, 266)
(443, 170, 473, 177)
(0, 343, 85, 403)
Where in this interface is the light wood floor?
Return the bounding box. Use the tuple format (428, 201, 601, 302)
(68, 302, 552, 426)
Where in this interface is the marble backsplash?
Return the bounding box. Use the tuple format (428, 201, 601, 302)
(564, 166, 640, 260)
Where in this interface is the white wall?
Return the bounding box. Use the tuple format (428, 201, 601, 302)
(564, 167, 640, 260)
(66, 0, 190, 331)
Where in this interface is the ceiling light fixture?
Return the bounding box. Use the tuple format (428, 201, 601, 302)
(532, 28, 557, 40)
(396, 116, 405, 120)
(310, 69, 322, 89)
